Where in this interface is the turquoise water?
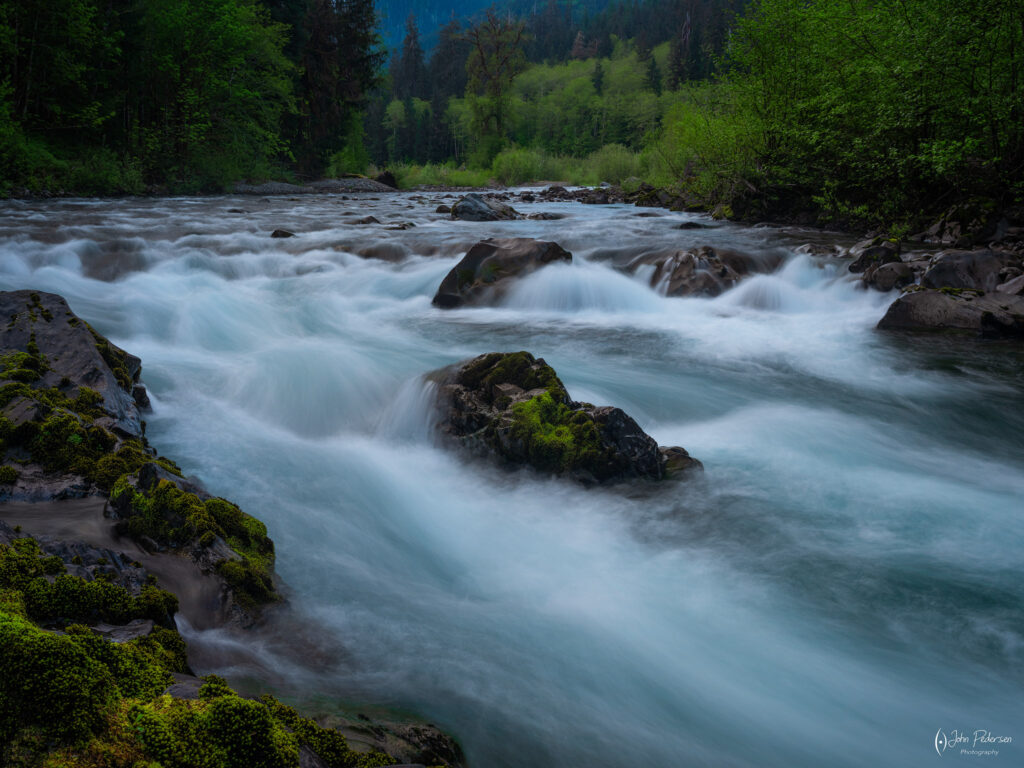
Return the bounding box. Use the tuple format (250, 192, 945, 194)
(2, 194, 1021, 766)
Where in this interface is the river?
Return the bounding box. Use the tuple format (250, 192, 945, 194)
(1, 192, 1022, 767)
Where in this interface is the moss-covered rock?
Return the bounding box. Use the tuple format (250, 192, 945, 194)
(436, 351, 702, 484)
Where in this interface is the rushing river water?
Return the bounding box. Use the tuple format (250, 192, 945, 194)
(2, 192, 1023, 767)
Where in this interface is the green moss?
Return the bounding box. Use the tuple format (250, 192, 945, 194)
(0, 609, 118, 747)
(939, 286, 984, 297)
(459, 351, 568, 403)
(113, 479, 277, 609)
(85, 323, 135, 390)
(508, 392, 609, 474)
(1, 350, 49, 383)
(0, 537, 178, 627)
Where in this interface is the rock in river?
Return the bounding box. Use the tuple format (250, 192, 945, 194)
(877, 288, 1024, 338)
(450, 192, 521, 221)
(433, 237, 572, 308)
(628, 246, 780, 297)
(433, 351, 702, 484)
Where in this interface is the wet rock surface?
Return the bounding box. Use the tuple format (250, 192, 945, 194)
(877, 289, 1024, 338)
(626, 245, 782, 297)
(434, 351, 702, 484)
(450, 192, 522, 221)
(433, 237, 572, 308)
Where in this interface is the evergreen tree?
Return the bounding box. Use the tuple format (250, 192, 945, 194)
(295, 0, 384, 176)
(465, 10, 527, 163)
(393, 14, 428, 101)
(591, 59, 604, 96)
(645, 55, 661, 96)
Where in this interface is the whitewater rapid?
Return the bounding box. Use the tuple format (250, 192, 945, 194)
(2, 193, 1021, 767)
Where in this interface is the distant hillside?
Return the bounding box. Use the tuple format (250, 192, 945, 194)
(376, 0, 492, 49)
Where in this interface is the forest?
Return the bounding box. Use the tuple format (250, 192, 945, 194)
(1, 0, 1022, 227)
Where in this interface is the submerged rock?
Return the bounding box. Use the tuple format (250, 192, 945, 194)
(433, 351, 702, 484)
(877, 288, 1024, 338)
(450, 192, 521, 221)
(628, 246, 779, 297)
(433, 237, 572, 308)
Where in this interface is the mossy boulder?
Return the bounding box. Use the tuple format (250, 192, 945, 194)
(1, 290, 144, 437)
(434, 351, 702, 484)
(432, 237, 572, 308)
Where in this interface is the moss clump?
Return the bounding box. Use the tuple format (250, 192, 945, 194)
(0, 608, 388, 768)
(459, 351, 568, 403)
(0, 380, 178, 491)
(112, 478, 277, 609)
(508, 392, 610, 475)
(0, 465, 17, 484)
(86, 323, 136, 390)
(0, 350, 49, 383)
(0, 537, 178, 627)
(124, 676, 392, 768)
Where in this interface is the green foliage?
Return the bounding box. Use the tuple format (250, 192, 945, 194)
(710, 0, 1024, 221)
(0, 465, 17, 484)
(588, 143, 640, 184)
(128, 677, 392, 768)
(465, 11, 527, 164)
(390, 162, 493, 188)
(114, 479, 277, 609)
(0, 537, 178, 626)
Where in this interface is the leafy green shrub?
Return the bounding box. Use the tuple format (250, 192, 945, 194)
(0, 465, 17, 484)
(586, 143, 640, 184)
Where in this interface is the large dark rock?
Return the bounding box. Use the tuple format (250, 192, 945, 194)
(432, 238, 572, 308)
(433, 352, 701, 484)
(877, 288, 1024, 338)
(848, 242, 900, 274)
(864, 261, 916, 292)
(628, 246, 780, 297)
(374, 170, 398, 189)
(1, 290, 143, 438)
(920, 249, 1020, 292)
(921, 201, 1002, 247)
(450, 193, 521, 222)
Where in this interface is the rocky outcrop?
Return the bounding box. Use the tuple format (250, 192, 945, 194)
(433, 237, 572, 308)
(2, 290, 144, 439)
(450, 192, 521, 221)
(919, 249, 1019, 292)
(433, 351, 702, 484)
(628, 246, 781, 297)
(0, 289, 278, 627)
(847, 239, 900, 274)
(877, 288, 1024, 338)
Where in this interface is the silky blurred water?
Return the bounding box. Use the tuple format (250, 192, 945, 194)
(2, 193, 1022, 767)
